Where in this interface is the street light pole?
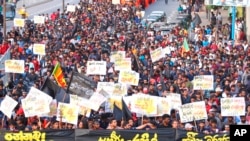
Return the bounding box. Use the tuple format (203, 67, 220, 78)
(3, 0, 6, 39)
(62, 0, 65, 14)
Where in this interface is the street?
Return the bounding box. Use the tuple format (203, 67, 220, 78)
(6, 0, 78, 31)
(6, 0, 180, 31)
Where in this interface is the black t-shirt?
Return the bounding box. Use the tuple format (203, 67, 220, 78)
(157, 123, 172, 128)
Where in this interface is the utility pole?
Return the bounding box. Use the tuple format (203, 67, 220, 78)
(62, 0, 65, 14)
(3, 0, 6, 39)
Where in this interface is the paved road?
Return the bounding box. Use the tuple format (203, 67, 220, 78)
(6, 0, 78, 31)
(5, 0, 180, 31)
(144, 0, 180, 20)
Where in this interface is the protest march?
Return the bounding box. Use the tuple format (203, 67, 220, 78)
(0, 0, 249, 140)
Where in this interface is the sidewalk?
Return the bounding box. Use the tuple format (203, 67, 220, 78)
(195, 7, 229, 27)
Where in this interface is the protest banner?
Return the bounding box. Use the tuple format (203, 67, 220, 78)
(211, 0, 250, 7)
(33, 44, 46, 55)
(118, 70, 139, 86)
(114, 58, 131, 71)
(112, 83, 127, 97)
(86, 61, 107, 75)
(22, 87, 53, 117)
(130, 94, 157, 115)
(97, 82, 114, 96)
(110, 51, 126, 62)
(67, 5, 76, 12)
(0, 95, 18, 118)
(13, 18, 25, 27)
(5, 60, 25, 73)
(221, 97, 246, 116)
(67, 72, 96, 99)
(33, 16, 45, 24)
(57, 102, 79, 125)
(179, 101, 207, 123)
(166, 93, 182, 110)
(150, 47, 164, 63)
(0, 129, 229, 141)
(69, 94, 91, 117)
(89, 92, 107, 111)
(193, 75, 214, 90)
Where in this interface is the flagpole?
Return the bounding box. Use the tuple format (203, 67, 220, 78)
(193, 116, 198, 132)
(62, 93, 67, 102)
(38, 116, 42, 129)
(1, 115, 5, 129)
(66, 71, 74, 93)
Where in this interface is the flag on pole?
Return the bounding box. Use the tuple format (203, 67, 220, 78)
(52, 63, 67, 88)
(181, 38, 190, 57)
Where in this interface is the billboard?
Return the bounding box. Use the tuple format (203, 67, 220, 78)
(205, 0, 250, 7)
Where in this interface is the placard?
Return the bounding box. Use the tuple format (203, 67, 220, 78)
(193, 75, 214, 90)
(67, 5, 76, 12)
(112, 83, 127, 96)
(150, 47, 164, 62)
(22, 87, 53, 117)
(86, 61, 107, 75)
(110, 51, 126, 62)
(130, 94, 157, 115)
(97, 82, 114, 96)
(118, 70, 139, 86)
(33, 44, 46, 55)
(221, 97, 245, 116)
(57, 102, 79, 125)
(89, 92, 107, 111)
(34, 16, 45, 24)
(0, 95, 18, 118)
(114, 58, 131, 71)
(166, 93, 182, 110)
(112, 0, 120, 4)
(5, 60, 25, 73)
(14, 18, 25, 27)
(179, 101, 207, 123)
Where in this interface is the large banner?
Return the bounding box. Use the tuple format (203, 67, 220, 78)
(206, 0, 250, 7)
(67, 72, 96, 99)
(0, 129, 229, 141)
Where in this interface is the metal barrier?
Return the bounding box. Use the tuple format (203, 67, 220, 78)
(0, 48, 11, 85)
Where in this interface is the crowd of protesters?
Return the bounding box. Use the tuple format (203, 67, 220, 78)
(0, 0, 249, 135)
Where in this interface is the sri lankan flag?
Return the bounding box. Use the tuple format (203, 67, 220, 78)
(181, 38, 190, 57)
(52, 63, 67, 88)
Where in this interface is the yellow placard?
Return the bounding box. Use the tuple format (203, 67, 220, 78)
(14, 18, 25, 27)
(118, 70, 139, 86)
(33, 43, 46, 55)
(110, 51, 125, 62)
(114, 59, 131, 71)
(193, 75, 214, 90)
(5, 60, 24, 73)
(57, 102, 79, 125)
(131, 95, 157, 115)
(150, 47, 163, 62)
